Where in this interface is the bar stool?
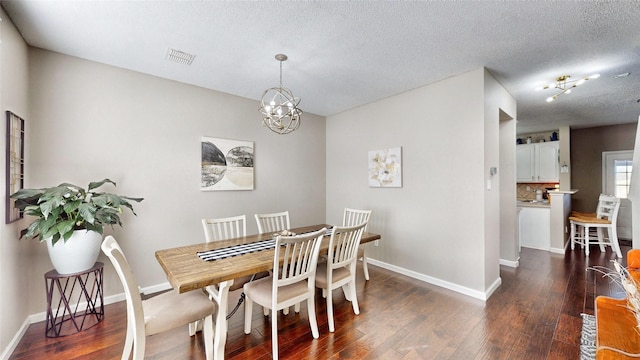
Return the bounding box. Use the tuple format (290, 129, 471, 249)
(569, 194, 622, 257)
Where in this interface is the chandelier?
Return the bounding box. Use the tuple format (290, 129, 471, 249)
(258, 54, 302, 134)
(541, 74, 600, 102)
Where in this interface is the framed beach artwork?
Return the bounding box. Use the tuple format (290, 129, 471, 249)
(201, 137, 254, 191)
(368, 146, 402, 188)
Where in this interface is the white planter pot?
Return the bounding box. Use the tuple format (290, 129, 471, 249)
(46, 230, 102, 275)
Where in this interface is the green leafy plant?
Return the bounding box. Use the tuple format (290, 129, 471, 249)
(10, 179, 143, 245)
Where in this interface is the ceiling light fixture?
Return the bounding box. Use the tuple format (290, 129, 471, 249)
(540, 74, 600, 103)
(258, 54, 302, 135)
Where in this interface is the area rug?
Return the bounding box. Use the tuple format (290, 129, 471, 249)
(581, 313, 596, 360)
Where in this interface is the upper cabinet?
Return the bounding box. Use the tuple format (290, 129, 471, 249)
(516, 142, 559, 183)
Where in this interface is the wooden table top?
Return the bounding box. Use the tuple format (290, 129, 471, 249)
(155, 224, 381, 293)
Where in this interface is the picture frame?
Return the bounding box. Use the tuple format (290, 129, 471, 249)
(6, 111, 25, 223)
(201, 136, 254, 191)
(368, 146, 402, 188)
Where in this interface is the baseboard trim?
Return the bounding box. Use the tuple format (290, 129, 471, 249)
(0, 318, 30, 360)
(549, 247, 565, 254)
(499, 258, 520, 268)
(366, 258, 500, 301)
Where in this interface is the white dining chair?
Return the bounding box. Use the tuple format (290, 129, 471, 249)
(202, 215, 246, 243)
(315, 223, 366, 332)
(255, 211, 291, 234)
(569, 194, 622, 257)
(343, 208, 373, 280)
(243, 228, 326, 360)
(191, 215, 268, 335)
(254, 211, 294, 314)
(101, 236, 214, 360)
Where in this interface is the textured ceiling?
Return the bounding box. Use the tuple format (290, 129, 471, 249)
(2, 1, 640, 134)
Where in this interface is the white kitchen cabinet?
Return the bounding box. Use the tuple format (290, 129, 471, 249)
(516, 142, 559, 183)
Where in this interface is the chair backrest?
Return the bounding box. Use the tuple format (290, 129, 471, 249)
(272, 228, 326, 291)
(202, 215, 246, 242)
(255, 211, 291, 234)
(101, 236, 146, 359)
(326, 223, 366, 270)
(596, 194, 621, 222)
(343, 208, 372, 231)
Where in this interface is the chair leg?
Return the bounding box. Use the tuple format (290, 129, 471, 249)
(131, 327, 146, 360)
(349, 280, 360, 315)
(609, 226, 623, 258)
(122, 321, 134, 360)
(326, 287, 335, 333)
(307, 298, 319, 338)
(203, 315, 214, 360)
(271, 309, 279, 360)
(596, 228, 606, 252)
(362, 246, 370, 281)
(585, 226, 590, 256)
(263, 307, 270, 316)
(570, 222, 576, 250)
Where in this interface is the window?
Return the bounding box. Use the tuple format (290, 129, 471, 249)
(603, 150, 633, 198)
(614, 159, 632, 198)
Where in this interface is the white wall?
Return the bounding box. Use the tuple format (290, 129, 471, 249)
(499, 110, 518, 266)
(484, 69, 517, 288)
(0, 9, 32, 358)
(22, 49, 326, 315)
(326, 68, 514, 297)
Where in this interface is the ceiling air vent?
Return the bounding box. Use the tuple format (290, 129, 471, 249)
(166, 48, 196, 65)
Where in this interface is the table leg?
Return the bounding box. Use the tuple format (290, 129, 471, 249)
(213, 280, 233, 360)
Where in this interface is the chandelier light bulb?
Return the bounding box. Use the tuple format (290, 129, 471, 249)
(546, 96, 555, 103)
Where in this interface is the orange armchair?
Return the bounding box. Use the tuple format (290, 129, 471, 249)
(595, 249, 640, 359)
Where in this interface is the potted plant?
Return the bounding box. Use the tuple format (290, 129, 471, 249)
(10, 179, 143, 274)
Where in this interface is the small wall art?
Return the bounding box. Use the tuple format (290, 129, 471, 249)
(368, 146, 402, 188)
(6, 111, 25, 223)
(201, 136, 254, 191)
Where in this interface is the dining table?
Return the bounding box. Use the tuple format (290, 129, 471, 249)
(155, 223, 381, 360)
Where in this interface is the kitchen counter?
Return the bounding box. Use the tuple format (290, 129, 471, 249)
(547, 189, 579, 195)
(517, 200, 550, 208)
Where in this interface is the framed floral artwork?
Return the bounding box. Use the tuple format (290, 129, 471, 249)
(368, 146, 402, 188)
(201, 137, 254, 191)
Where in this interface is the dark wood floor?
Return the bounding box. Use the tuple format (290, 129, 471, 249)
(9, 244, 630, 360)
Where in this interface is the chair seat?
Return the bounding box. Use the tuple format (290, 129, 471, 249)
(315, 262, 351, 289)
(144, 289, 215, 336)
(569, 216, 612, 225)
(243, 276, 309, 308)
(571, 211, 596, 218)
